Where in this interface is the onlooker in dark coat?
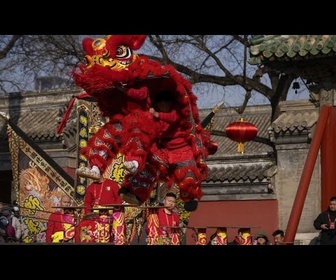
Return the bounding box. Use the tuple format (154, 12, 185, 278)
(0, 217, 7, 243)
(1, 205, 21, 242)
(313, 196, 336, 245)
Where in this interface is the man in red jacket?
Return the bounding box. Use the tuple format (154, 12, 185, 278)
(45, 195, 76, 243)
(79, 178, 126, 244)
(83, 178, 123, 214)
(145, 192, 181, 245)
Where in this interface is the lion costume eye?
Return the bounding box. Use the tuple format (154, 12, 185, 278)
(116, 45, 132, 60)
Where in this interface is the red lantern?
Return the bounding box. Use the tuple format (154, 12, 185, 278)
(225, 118, 258, 154)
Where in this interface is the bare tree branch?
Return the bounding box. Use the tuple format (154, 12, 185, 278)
(0, 35, 301, 121)
(0, 35, 22, 59)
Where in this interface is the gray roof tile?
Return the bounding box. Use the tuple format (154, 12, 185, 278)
(206, 161, 275, 183)
(271, 110, 318, 133)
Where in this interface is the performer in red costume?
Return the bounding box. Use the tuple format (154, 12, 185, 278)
(79, 178, 126, 244)
(145, 192, 181, 245)
(46, 195, 76, 243)
(148, 92, 206, 208)
(71, 35, 217, 211)
(83, 178, 122, 214)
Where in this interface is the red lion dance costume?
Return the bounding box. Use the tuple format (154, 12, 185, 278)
(72, 35, 217, 211)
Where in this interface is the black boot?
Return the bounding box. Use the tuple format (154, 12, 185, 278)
(184, 200, 198, 212)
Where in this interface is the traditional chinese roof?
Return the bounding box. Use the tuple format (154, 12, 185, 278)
(248, 35, 336, 84)
(0, 89, 80, 152)
(271, 109, 318, 133)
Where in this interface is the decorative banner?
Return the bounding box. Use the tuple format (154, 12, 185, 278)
(112, 211, 126, 245)
(146, 207, 160, 245)
(194, 227, 207, 245)
(95, 214, 112, 243)
(215, 227, 228, 245)
(4, 116, 78, 243)
(233, 228, 253, 245)
(188, 227, 207, 245)
(165, 226, 181, 245)
(76, 218, 98, 243)
(240, 232, 253, 245)
(76, 215, 112, 243)
(76, 99, 92, 199)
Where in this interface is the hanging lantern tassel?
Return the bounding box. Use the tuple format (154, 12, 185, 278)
(225, 118, 258, 154)
(237, 142, 245, 153)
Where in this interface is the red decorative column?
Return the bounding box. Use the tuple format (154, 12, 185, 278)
(284, 105, 331, 243)
(321, 107, 336, 210)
